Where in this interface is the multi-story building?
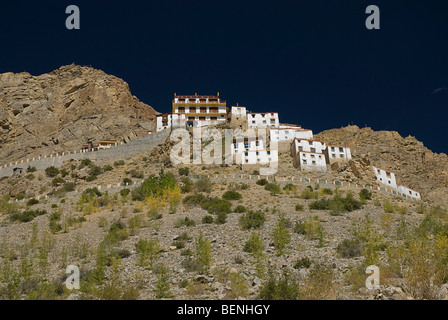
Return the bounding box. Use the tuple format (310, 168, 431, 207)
(290, 138, 326, 157)
(324, 146, 352, 164)
(290, 138, 327, 172)
(247, 112, 279, 129)
(230, 106, 247, 121)
(270, 127, 313, 143)
(293, 151, 327, 172)
(173, 93, 228, 128)
(373, 166, 398, 189)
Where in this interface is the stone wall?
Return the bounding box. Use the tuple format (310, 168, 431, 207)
(0, 129, 171, 178)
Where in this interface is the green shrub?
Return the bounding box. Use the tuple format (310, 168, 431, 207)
(103, 165, 113, 172)
(62, 182, 76, 192)
(27, 166, 37, 173)
(265, 183, 281, 195)
(52, 177, 65, 187)
(309, 193, 362, 214)
(201, 198, 232, 216)
(322, 188, 333, 195)
(26, 199, 39, 206)
(78, 159, 93, 169)
(131, 172, 177, 201)
(174, 217, 196, 228)
(135, 239, 161, 268)
(194, 234, 212, 274)
(300, 189, 318, 199)
(383, 200, 395, 213)
(234, 205, 247, 213)
(45, 166, 60, 178)
(10, 210, 47, 223)
(178, 168, 190, 176)
(180, 177, 194, 193)
(183, 194, 207, 206)
(202, 215, 214, 224)
(257, 270, 300, 300)
(272, 213, 291, 256)
(123, 178, 132, 185)
(129, 169, 144, 179)
(244, 232, 264, 254)
(336, 239, 363, 258)
(295, 204, 304, 212)
(25, 174, 35, 180)
(194, 176, 212, 193)
(239, 210, 266, 230)
(215, 211, 228, 224)
(293, 257, 313, 269)
(114, 160, 125, 167)
(256, 179, 268, 186)
(222, 190, 242, 201)
(283, 184, 297, 193)
(120, 189, 130, 197)
(359, 189, 372, 201)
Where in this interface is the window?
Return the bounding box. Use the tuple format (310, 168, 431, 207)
(340, 154, 344, 158)
(252, 121, 256, 124)
(303, 160, 307, 164)
(309, 141, 313, 145)
(312, 161, 316, 165)
(339, 148, 344, 152)
(331, 147, 335, 152)
(311, 148, 316, 153)
(332, 154, 336, 158)
(211, 117, 217, 121)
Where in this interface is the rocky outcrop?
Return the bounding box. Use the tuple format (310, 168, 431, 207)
(315, 125, 448, 207)
(0, 64, 157, 165)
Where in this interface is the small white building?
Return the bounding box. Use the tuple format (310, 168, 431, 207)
(293, 151, 327, 173)
(373, 166, 398, 189)
(247, 113, 279, 129)
(324, 146, 352, 164)
(156, 113, 186, 132)
(397, 186, 421, 200)
(271, 127, 313, 142)
(231, 106, 247, 121)
(290, 139, 326, 157)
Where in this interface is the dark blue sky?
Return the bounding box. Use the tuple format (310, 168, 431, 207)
(1, 1, 447, 153)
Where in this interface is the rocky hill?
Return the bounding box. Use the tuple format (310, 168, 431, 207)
(0, 65, 157, 165)
(315, 125, 448, 208)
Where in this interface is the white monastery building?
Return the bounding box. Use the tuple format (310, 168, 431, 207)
(373, 166, 421, 200)
(247, 112, 279, 129)
(373, 166, 398, 189)
(324, 146, 352, 164)
(156, 113, 186, 132)
(230, 106, 247, 121)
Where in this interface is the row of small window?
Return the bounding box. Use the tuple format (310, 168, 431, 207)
(248, 113, 276, 118)
(251, 120, 276, 124)
(378, 177, 393, 185)
(245, 158, 273, 164)
(244, 151, 272, 156)
(302, 160, 321, 165)
(331, 153, 345, 158)
(331, 147, 345, 152)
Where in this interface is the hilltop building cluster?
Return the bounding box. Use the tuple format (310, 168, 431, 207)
(156, 93, 351, 169)
(155, 93, 421, 199)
